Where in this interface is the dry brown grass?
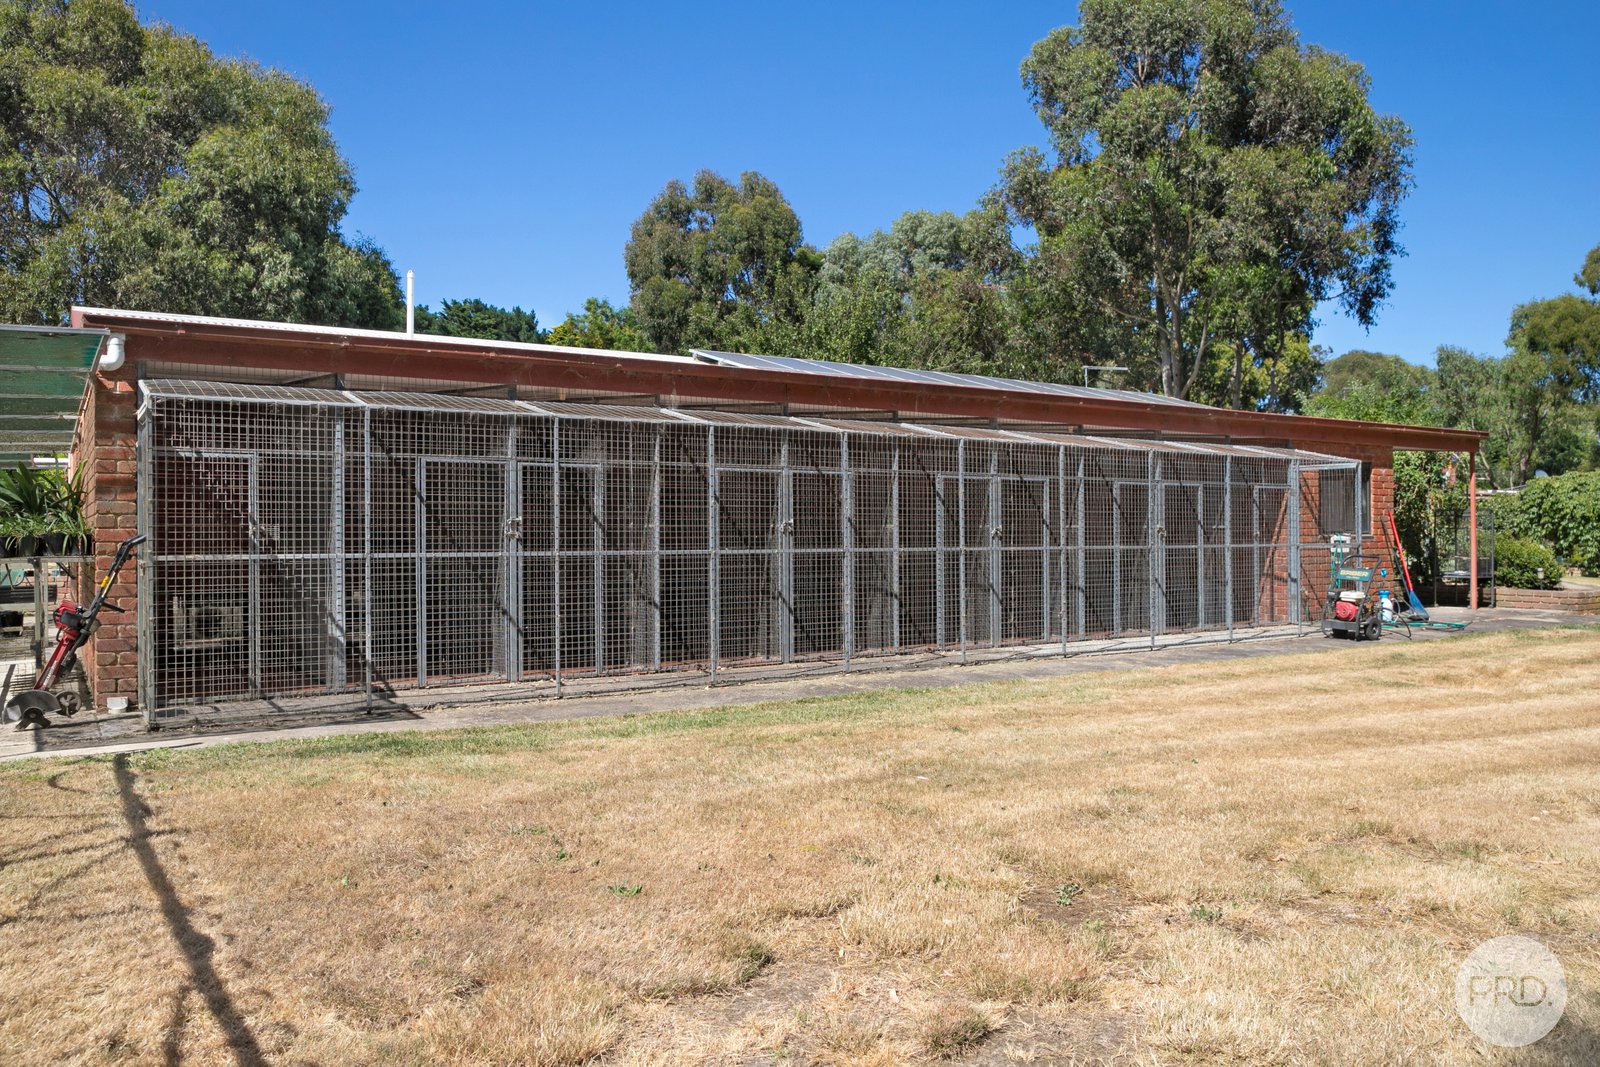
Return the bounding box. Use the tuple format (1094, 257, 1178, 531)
(2, 626, 1598, 1066)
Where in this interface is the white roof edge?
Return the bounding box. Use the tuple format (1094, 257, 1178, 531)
(71, 305, 694, 367)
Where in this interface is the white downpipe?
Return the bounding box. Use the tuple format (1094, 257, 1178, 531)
(99, 333, 126, 371)
(405, 270, 415, 335)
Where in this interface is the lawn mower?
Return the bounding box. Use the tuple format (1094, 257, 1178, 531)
(2, 534, 144, 730)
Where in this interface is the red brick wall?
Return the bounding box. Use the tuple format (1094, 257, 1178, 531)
(1493, 587, 1600, 613)
(73, 375, 141, 708)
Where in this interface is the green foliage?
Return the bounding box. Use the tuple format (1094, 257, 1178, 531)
(1515, 472, 1600, 575)
(1492, 535, 1560, 589)
(624, 170, 820, 355)
(1389, 450, 1467, 587)
(1001, 0, 1412, 400)
(0, 0, 401, 327)
(783, 206, 1033, 377)
(545, 298, 645, 351)
(0, 464, 83, 537)
(413, 298, 541, 343)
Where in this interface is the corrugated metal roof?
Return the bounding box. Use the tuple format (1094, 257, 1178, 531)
(73, 306, 696, 366)
(691, 350, 1213, 409)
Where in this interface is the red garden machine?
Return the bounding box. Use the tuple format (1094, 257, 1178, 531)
(1321, 540, 1383, 642)
(2, 534, 144, 730)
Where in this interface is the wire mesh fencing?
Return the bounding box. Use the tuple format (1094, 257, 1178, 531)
(137, 381, 1363, 719)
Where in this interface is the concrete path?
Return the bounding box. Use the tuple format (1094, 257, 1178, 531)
(2, 607, 1589, 762)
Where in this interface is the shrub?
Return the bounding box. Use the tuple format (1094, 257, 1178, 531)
(1515, 472, 1600, 575)
(1494, 535, 1561, 589)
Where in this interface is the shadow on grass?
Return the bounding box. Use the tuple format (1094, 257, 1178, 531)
(113, 754, 264, 1067)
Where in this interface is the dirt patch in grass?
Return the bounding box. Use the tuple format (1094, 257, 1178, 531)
(2, 626, 1599, 1064)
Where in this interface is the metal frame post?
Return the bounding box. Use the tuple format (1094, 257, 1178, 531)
(504, 417, 521, 681)
(592, 464, 605, 674)
(1223, 456, 1234, 643)
(1288, 459, 1303, 633)
(1058, 446, 1068, 654)
(328, 410, 347, 690)
(987, 448, 1001, 648)
(1074, 453, 1086, 643)
(1468, 452, 1479, 610)
(707, 426, 719, 679)
(414, 457, 427, 686)
(840, 434, 854, 671)
(889, 441, 901, 651)
(246, 457, 263, 694)
(777, 432, 795, 662)
(1148, 453, 1159, 649)
(552, 421, 563, 694)
(956, 440, 967, 663)
(362, 407, 373, 705)
(136, 399, 156, 724)
(650, 426, 662, 670)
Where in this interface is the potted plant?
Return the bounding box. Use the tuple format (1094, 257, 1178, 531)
(0, 464, 78, 557)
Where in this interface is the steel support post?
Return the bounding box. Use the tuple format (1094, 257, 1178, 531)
(362, 407, 373, 706)
(1468, 452, 1479, 610)
(707, 427, 719, 679)
(1074, 454, 1086, 643)
(987, 449, 1001, 648)
(778, 431, 794, 663)
(1148, 453, 1159, 650)
(1288, 460, 1302, 633)
(504, 417, 521, 682)
(552, 423, 563, 694)
(592, 465, 605, 674)
(247, 458, 263, 694)
(136, 401, 156, 724)
(650, 426, 662, 670)
(1195, 483, 1205, 630)
(957, 441, 967, 663)
(1223, 456, 1234, 643)
(890, 441, 901, 652)
(1058, 447, 1068, 654)
(840, 434, 854, 671)
(414, 458, 427, 686)
(935, 472, 947, 650)
(328, 410, 347, 690)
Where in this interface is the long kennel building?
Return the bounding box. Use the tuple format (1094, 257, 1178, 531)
(56, 307, 1485, 724)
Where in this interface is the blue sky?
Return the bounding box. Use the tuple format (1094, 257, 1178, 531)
(136, 1, 1600, 366)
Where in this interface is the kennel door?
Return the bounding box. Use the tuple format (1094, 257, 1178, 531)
(417, 458, 507, 684)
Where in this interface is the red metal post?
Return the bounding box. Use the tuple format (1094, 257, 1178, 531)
(1468, 452, 1479, 610)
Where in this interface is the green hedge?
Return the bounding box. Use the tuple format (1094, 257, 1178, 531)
(1515, 472, 1600, 575)
(1494, 535, 1561, 589)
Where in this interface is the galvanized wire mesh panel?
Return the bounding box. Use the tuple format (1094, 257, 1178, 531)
(139, 383, 1362, 713)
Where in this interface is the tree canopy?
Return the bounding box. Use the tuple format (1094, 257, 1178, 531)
(1000, 0, 1413, 401)
(0, 0, 401, 327)
(623, 170, 820, 356)
(413, 298, 541, 343)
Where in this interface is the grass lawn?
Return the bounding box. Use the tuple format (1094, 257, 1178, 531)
(2, 627, 1597, 1065)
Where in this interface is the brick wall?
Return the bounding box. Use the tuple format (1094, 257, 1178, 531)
(73, 375, 141, 708)
(1493, 586, 1600, 613)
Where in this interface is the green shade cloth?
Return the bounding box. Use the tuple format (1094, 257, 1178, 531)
(0, 324, 105, 465)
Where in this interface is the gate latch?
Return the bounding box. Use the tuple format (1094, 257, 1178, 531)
(504, 516, 523, 541)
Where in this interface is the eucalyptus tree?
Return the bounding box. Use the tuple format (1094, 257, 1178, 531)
(0, 0, 402, 327)
(1001, 0, 1413, 402)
